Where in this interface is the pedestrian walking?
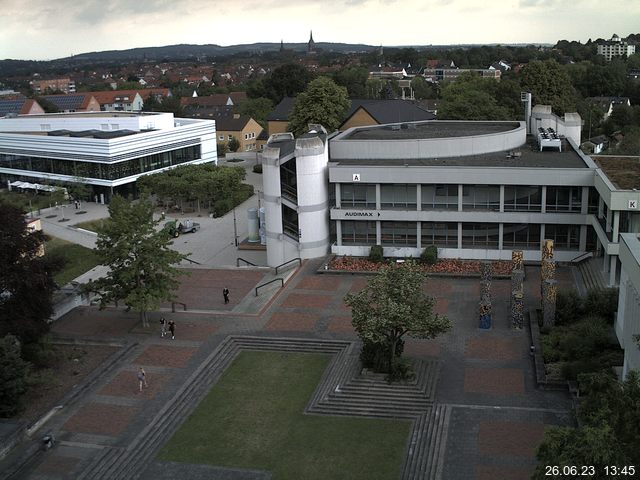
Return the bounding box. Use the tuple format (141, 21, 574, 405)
(137, 367, 148, 392)
(159, 317, 167, 338)
(168, 320, 175, 340)
(223, 287, 230, 304)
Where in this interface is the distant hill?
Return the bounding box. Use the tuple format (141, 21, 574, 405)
(61, 42, 378, 62)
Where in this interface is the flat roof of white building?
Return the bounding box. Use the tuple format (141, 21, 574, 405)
(342, 121, 520, 141)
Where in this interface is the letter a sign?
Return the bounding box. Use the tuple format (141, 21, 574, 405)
(352, 173, 361, 182)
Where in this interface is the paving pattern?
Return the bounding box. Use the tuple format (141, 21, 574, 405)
(9, 260, 578, 480)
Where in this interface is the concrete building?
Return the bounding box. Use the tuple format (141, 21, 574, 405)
(597, 34, 636, 61)
(0, 111, 216, 202)
(261, 108, 640, 285)
(615, 233, 640, 378)
(90, 91, 144, 112)
(31, 77, 76, 94)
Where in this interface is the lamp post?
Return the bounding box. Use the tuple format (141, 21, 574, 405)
(233, 207, 238, 247)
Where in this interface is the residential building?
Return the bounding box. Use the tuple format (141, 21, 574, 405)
(422, 67, 501, 82)
(31, 78, 76, 94)
(216, 114, 263, 152)
(0, 112, 216, 202)
(586, 96, 631, 120)
(616, 233, 640, 378)
(90, 91, 144, 111)
(267, 97, 296, 136)
(0, 98, 45, 117)
(41, 94, 101, 113)
(597, 34, 636, 61)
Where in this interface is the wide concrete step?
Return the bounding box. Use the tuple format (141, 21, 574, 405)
(309, 405, 418, 420)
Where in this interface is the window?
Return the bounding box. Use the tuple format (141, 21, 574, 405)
(545, 224, 580, 250)
(546, 187, 582, 212)
(381, 222, 417, 246)
(219, 135, 224, 141)
(462, 186, 500, 211)
(380, 184, 416, 209)
(503, 223, 541, 249)
(282, 204, 299, 240)
(422, 184, 458, 210)
(421, 222, 458, 247)
(340, 184, 376, 209)
(245, 134, 249, 140)
(228, 135, 233, 140)
(462, 223, 500, 248)
(342, 221, 377, 245)
(504, 186, 542, 212)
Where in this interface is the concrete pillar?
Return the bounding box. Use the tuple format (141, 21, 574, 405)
(498, 223, 504, 251)
(598, 196, 604, 219)
(499, 185, 505, 213)
(581, 186, 589, 215)
(457, 222, 463, 249)
(579, 225, 587, 251)
(335, 183, 341, 208)
(539, 225, 545, 250)
(458, 184, 463, 212)
(542, 279, 558, 329)
(613, 211, 620, 242)
(375, 184, 381, 210)
(416, 222, 422, 250)
(541, 186, 547, 214)
(606, 207, 612, 233)
(336, 220, 342, 246)
(416, 184, 422, 211)
(376, 220, 381, 245)
(609, 255, 617, 287)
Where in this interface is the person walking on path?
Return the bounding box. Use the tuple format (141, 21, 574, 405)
(168, 320, 175, 340)
(159, 317, 167, 338)
(137, 367, 148, 392)
(223, 287, 230, 304)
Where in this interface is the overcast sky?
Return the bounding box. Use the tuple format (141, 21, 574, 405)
(1, 0, 639, 60)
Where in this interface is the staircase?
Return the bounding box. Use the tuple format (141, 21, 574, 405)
(578, 256, 607, 292)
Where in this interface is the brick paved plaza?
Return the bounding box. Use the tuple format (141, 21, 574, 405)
(10, 261, 576, 480)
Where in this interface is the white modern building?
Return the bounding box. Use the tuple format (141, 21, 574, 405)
(0, 112, 217, 201)
(261, 107, 640, 284)
(597, 34, 636, 61)
(616, 233, 640, 378)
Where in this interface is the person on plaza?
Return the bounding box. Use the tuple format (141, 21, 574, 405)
(223, 287, 230, 304)
(168, 320, 175, 339)
(159, 317, 167, 338)
(137, 367, 147, 392)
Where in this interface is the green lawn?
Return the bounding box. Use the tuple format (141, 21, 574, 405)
(159, 351, 411, 480)
(0, 190, 62, 213)
(73, 219, 106, 233)
(44, 237, 101, 286)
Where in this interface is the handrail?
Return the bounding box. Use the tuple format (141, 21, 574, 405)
(183, 257, 202, 265)
(255, 278, 284, 296)
(237, 257, 258, 267)
(275, 257, 301, 275)
(570, 251, 593, 263)
(171, 301, 187, 312)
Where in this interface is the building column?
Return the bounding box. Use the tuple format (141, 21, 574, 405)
(457, 222, 463, 249)
(375, 184, 381, 210)
(416, 184, 421, 211)
(606, 207, 613, 233)
(416, 222, 422, 250)
(613, 211, 620, 242)
(609, 255, 617, 287)
(540, 224, 545, 250)
(579, 225, 587, 251)
(376, 220, 381, 245)
(598, 197, 604, 219)
(458, 184, 463, 212)
(541, 186, 547, 213)
(499, 185, 505, 213)
(498, 223, 504, 251)
(336, 220, 342, 246)
(335, 183, 341, 208)
(581, 186, 589, 215)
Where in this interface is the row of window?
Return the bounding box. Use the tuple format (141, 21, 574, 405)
(340, 221, 582, 250)
(339, 184, 594, 213)
(217, 132, 258, 141)
(0, 145, 201, 181)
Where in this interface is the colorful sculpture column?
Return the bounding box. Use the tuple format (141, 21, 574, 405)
(479, 261, 492, 329)
(541, 239, 557, 328)
(510, 250, 525, 329)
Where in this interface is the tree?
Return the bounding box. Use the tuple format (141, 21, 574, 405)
(235, 97, 273, 129)
(333, 66, 369, 98)
(439, 73, 511, 120)
(533, 370, 640, 479)
(344, 262, 451, 377)
(410, 76, 437, 100)
(0, 203, 61, 345)
(0, 335, 29, 417)
(228, 136, 241, 152)
(87, 196, 187, 327)
(262, 64, 314, 104)
(287, 77, 350, 136)
(519, 59, 577, 115)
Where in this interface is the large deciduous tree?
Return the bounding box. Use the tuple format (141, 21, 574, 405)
(87, 196, 187, 327)
(438, 73, 511, 120)
(533, 370, 640, 478)
(0, 334, 30, 417)
(344, 262, 451, 377)
(519, 59, 577, 115)
(0, 203, 61, 345)
(287, 77, 350, 136)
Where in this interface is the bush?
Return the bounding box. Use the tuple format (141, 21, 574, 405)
(584, 287, 618, 324)
(420, 245, 438, 265)
(212, 198, 233, 218)
(217, 142, 228, 157)
(369, 245, 384, 263)
(387, 357, 415, 383)
(0, 335, 30, 417)
(555, 290, 583, 325)
(253, 164, 263, 174)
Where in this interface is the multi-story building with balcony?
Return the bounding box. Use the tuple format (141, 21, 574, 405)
(597, 34, 636, 61)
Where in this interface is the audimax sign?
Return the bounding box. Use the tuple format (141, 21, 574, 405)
(343, 211, 381, 217)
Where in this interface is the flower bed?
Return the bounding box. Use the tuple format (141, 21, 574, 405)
(328, 256, 512, 276)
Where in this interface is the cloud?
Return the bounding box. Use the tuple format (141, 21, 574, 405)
(519, 0, 553, 6)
